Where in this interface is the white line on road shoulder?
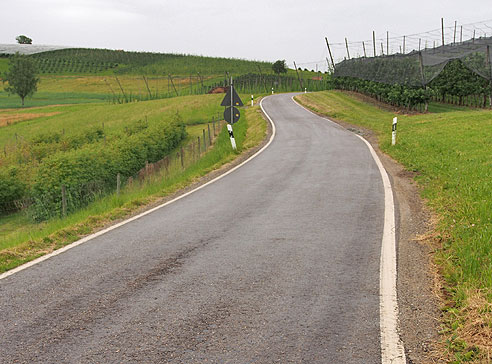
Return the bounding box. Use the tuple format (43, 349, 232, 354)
(0, 97, 276, 281)
(356, 134, 406, 364)
(292, 95, 406, 364)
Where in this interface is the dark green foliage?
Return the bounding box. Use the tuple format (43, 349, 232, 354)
(333, 77, 433, 110)
(335, 59, 492, 109)
(0, 167, 26, 213)
(3, 53, 40, 106)
(16, 35, 32, 44)
(272, 60, 287, 75)
(28, 117, 186, 220)
(429, 60, 490, 106)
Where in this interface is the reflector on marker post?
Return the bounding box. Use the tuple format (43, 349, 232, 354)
(392, 117, 397, 145)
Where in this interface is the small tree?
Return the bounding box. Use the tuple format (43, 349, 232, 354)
(16, 35, 32, 44)
(3, 53, 39, 106)
(272, 60, 288, 75)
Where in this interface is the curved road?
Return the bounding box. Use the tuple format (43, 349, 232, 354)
(0, 94, 386, 363)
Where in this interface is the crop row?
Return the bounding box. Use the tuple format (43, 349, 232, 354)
(334, 60, 492, 110)
(28, 48, 273, 75)
(33, 58, 117, 74)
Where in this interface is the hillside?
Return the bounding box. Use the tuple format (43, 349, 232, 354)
(10, 48, 274, 76)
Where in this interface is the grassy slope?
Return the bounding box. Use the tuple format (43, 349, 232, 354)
(296, 90, 492, 362)
(0, 94, 267, 273)
(0, 94, 224, 146)
(0, 75, 225, 109)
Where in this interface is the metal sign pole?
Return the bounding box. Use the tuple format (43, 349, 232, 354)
(229, 77, 236, 150)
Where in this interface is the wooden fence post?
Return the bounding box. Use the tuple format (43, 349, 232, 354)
(116, 173, 121, 195)
(198, 136, 201, 155)
(61, 185, 67, 217)
(208, 124, 212, 145)
(203, 129, 206, 150)
(180, 147, 184, 168)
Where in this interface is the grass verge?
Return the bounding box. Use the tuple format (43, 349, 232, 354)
(295, 90, 492, 363)
(0, 100, 267, 273)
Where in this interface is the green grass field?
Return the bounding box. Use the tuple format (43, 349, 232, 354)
(0, 94, 225, 146)
(296, 90, 492, 363)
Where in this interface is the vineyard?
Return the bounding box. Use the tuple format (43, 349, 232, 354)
(25, 48, 273, 75)
(331, 28, 492, 110)
(0, 48, 331, 108)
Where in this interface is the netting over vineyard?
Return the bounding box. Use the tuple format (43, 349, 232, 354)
(334, 36, 492, 86)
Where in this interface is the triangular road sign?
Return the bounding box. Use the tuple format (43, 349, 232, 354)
(221, 85, 244, 107)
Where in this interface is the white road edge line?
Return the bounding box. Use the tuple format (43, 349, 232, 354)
(356, 134, 407, 364)
(292, 95, 406, 364)
(0, 97, 276, 281)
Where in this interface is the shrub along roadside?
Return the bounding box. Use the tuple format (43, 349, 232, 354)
(0, 103, 267, 273)
(29, 118, 186, 221)
(0, 113, 187, 219)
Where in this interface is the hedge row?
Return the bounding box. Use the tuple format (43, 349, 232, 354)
(0, 116, 186, 220)
(333, 77, 434, 110)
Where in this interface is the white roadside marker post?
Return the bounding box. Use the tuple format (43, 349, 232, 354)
(392, 117, 397, 146)
(227, 124, 237, 150)
(272, 88, 274, 95)
(305, 87, 307, 93)
(251, 95, 254, 106)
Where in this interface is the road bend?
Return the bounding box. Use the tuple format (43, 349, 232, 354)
(0, 93, 385, 363)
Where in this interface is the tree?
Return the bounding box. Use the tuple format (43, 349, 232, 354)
(3, 53, 39, 106)
(272, 60, 287, 75)
(16, 35, 32, 44)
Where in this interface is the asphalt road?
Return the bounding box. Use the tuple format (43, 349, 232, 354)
(0, 93, 385, 364)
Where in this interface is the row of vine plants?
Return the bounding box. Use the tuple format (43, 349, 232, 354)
(334, 60, 492, 110)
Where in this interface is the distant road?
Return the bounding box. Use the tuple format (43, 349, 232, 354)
(0, 93, 385, 363)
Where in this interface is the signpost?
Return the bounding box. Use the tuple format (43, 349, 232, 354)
(221, 78, 243, 150)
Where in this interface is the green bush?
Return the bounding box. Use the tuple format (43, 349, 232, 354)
(29, 117, 186, 221)
(0, 167, 27, 213)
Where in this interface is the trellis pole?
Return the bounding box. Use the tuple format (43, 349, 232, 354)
(325, 38, 336, 70)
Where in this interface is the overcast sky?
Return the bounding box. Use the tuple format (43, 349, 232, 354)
(1, 0, 491, 70)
